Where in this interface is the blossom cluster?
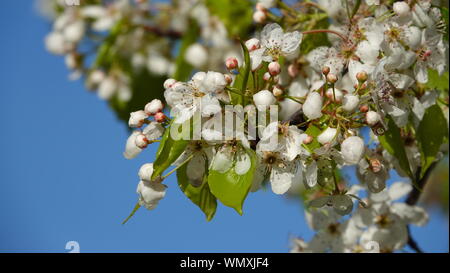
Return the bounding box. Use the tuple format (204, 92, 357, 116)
(41, 0, 244, 102)
(41, 0, 449, 252)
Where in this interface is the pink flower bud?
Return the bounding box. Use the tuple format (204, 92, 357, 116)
(288, 64, 299, 78)
(154, 112, 166, 123)
(163, 78, 177, 89)
(326, 73, 338, 84)
(224, 74, 233, 84)
(253, 10, 267, 23)
(245, 38, 261, 52)
(272, 85, 283, 97)
(225, 57, 238, 70)
(268, 61, 281, 76)
(303, 135, 313, 145)
(263, 72, 271, 81)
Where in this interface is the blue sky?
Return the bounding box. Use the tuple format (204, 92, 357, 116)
(0, 1, 448, 253)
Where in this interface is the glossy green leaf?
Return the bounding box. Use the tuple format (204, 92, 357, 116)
(151, 120, 190, 180)
(416, 104, 449, 178)
(425, 69, 449, 91)
(207, 149, 257, 215)
(177, 164, 217, 221)
(379, 116, 413, 179)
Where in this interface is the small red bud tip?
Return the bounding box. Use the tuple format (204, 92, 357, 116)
(288, 64, 299, 78)
(360, 105, 369, 113)
(224, 74, 233, 84)
(268, 61, 281, 76)
(369, 158, 382, 173)
(154, 112, 166, 123)
(322, 66, 330, 75)
(303, 135, 314, 145)
(225, 57, 238, 70)
(326, 73, 338, 83)
(356, 71, 368, 82)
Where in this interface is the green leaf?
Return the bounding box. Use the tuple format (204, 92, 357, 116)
(230, 40, 251, 105)
(300, 14, 331, 55)
(303, 125, 321, 153)
(94, 19, 125, 68)
(425, 69, 449, 91)
(177, 164, 217, 221)
(416, 104, 449, 178)
(378, 116, 414, 179)
(205, 0, 253, 37)
(207, 149, 257, 215)
(151, 120, 190, 180)
(172, 20, 200, 81)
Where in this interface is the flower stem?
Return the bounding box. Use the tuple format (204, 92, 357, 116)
(162, 154, 194, 179)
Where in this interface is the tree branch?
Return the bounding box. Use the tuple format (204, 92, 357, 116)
(405, 161, 439, 253)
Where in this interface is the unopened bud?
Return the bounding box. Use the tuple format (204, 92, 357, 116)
(268, 61, 281, 76)
(154, 112, 166, 123)
(225, 57, 238, 70)
(366, 111, 380, 126)
(288, 64, 299, 78)
(253, 10, 267, 23)
(303, 135, 314, 145)
(369, 158, 382, 173)
(272, 85, 283, 97)
(129, 110, 148, 128)
(145, 99, 164, 115)
(245, 38, 261, 52)
(263, 72, 271, 81)
(163, 78, 177, 89)
(322, 66, 330, 76)
(359, 105, 369, 113)
(356, 71, 368, 82)
(135, 134, 149, 149)
(326, 73, 338, 84)
(224, 74, 233, 84)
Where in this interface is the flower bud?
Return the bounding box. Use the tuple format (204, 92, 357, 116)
(369, 158, 382, 173)
(224, 74, 233, 84)
(303, 92, 323, 120)
(326, 73, 338, 83)
(253, 90, 276, 107)
(145, 99, 164, 115)
(393, 1, 410, 17)
(163, 78, 177, 89)
(318, 127, 338, 145)
(366, 111, 380, 126)
(137, 179, 166, 210)
(356, 71, 368, 82)
(129, 110, 148, 128)
(138, 163, 155, 182)
(256, 3, 267, 11)
(245, 38, 261, 52)
(225, 57, 238, 70)
(322, 66, 330, 76)
(185, 43, 208, 68)
(342, 94, 360, 112)
(268, 61, 281, 76)
(263, 72, 271, 81)
(154, 112, 166, 123)
(341, 136, 365, 165)
(288, 64, 299, 78)
(253, 10, 267, 23)
(272, 85, 283, 97)
(45, 32, 67, 55)
(303, 135, 314, 145)
(135, 133, 149, 149)
(359, 105, 369, 113)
